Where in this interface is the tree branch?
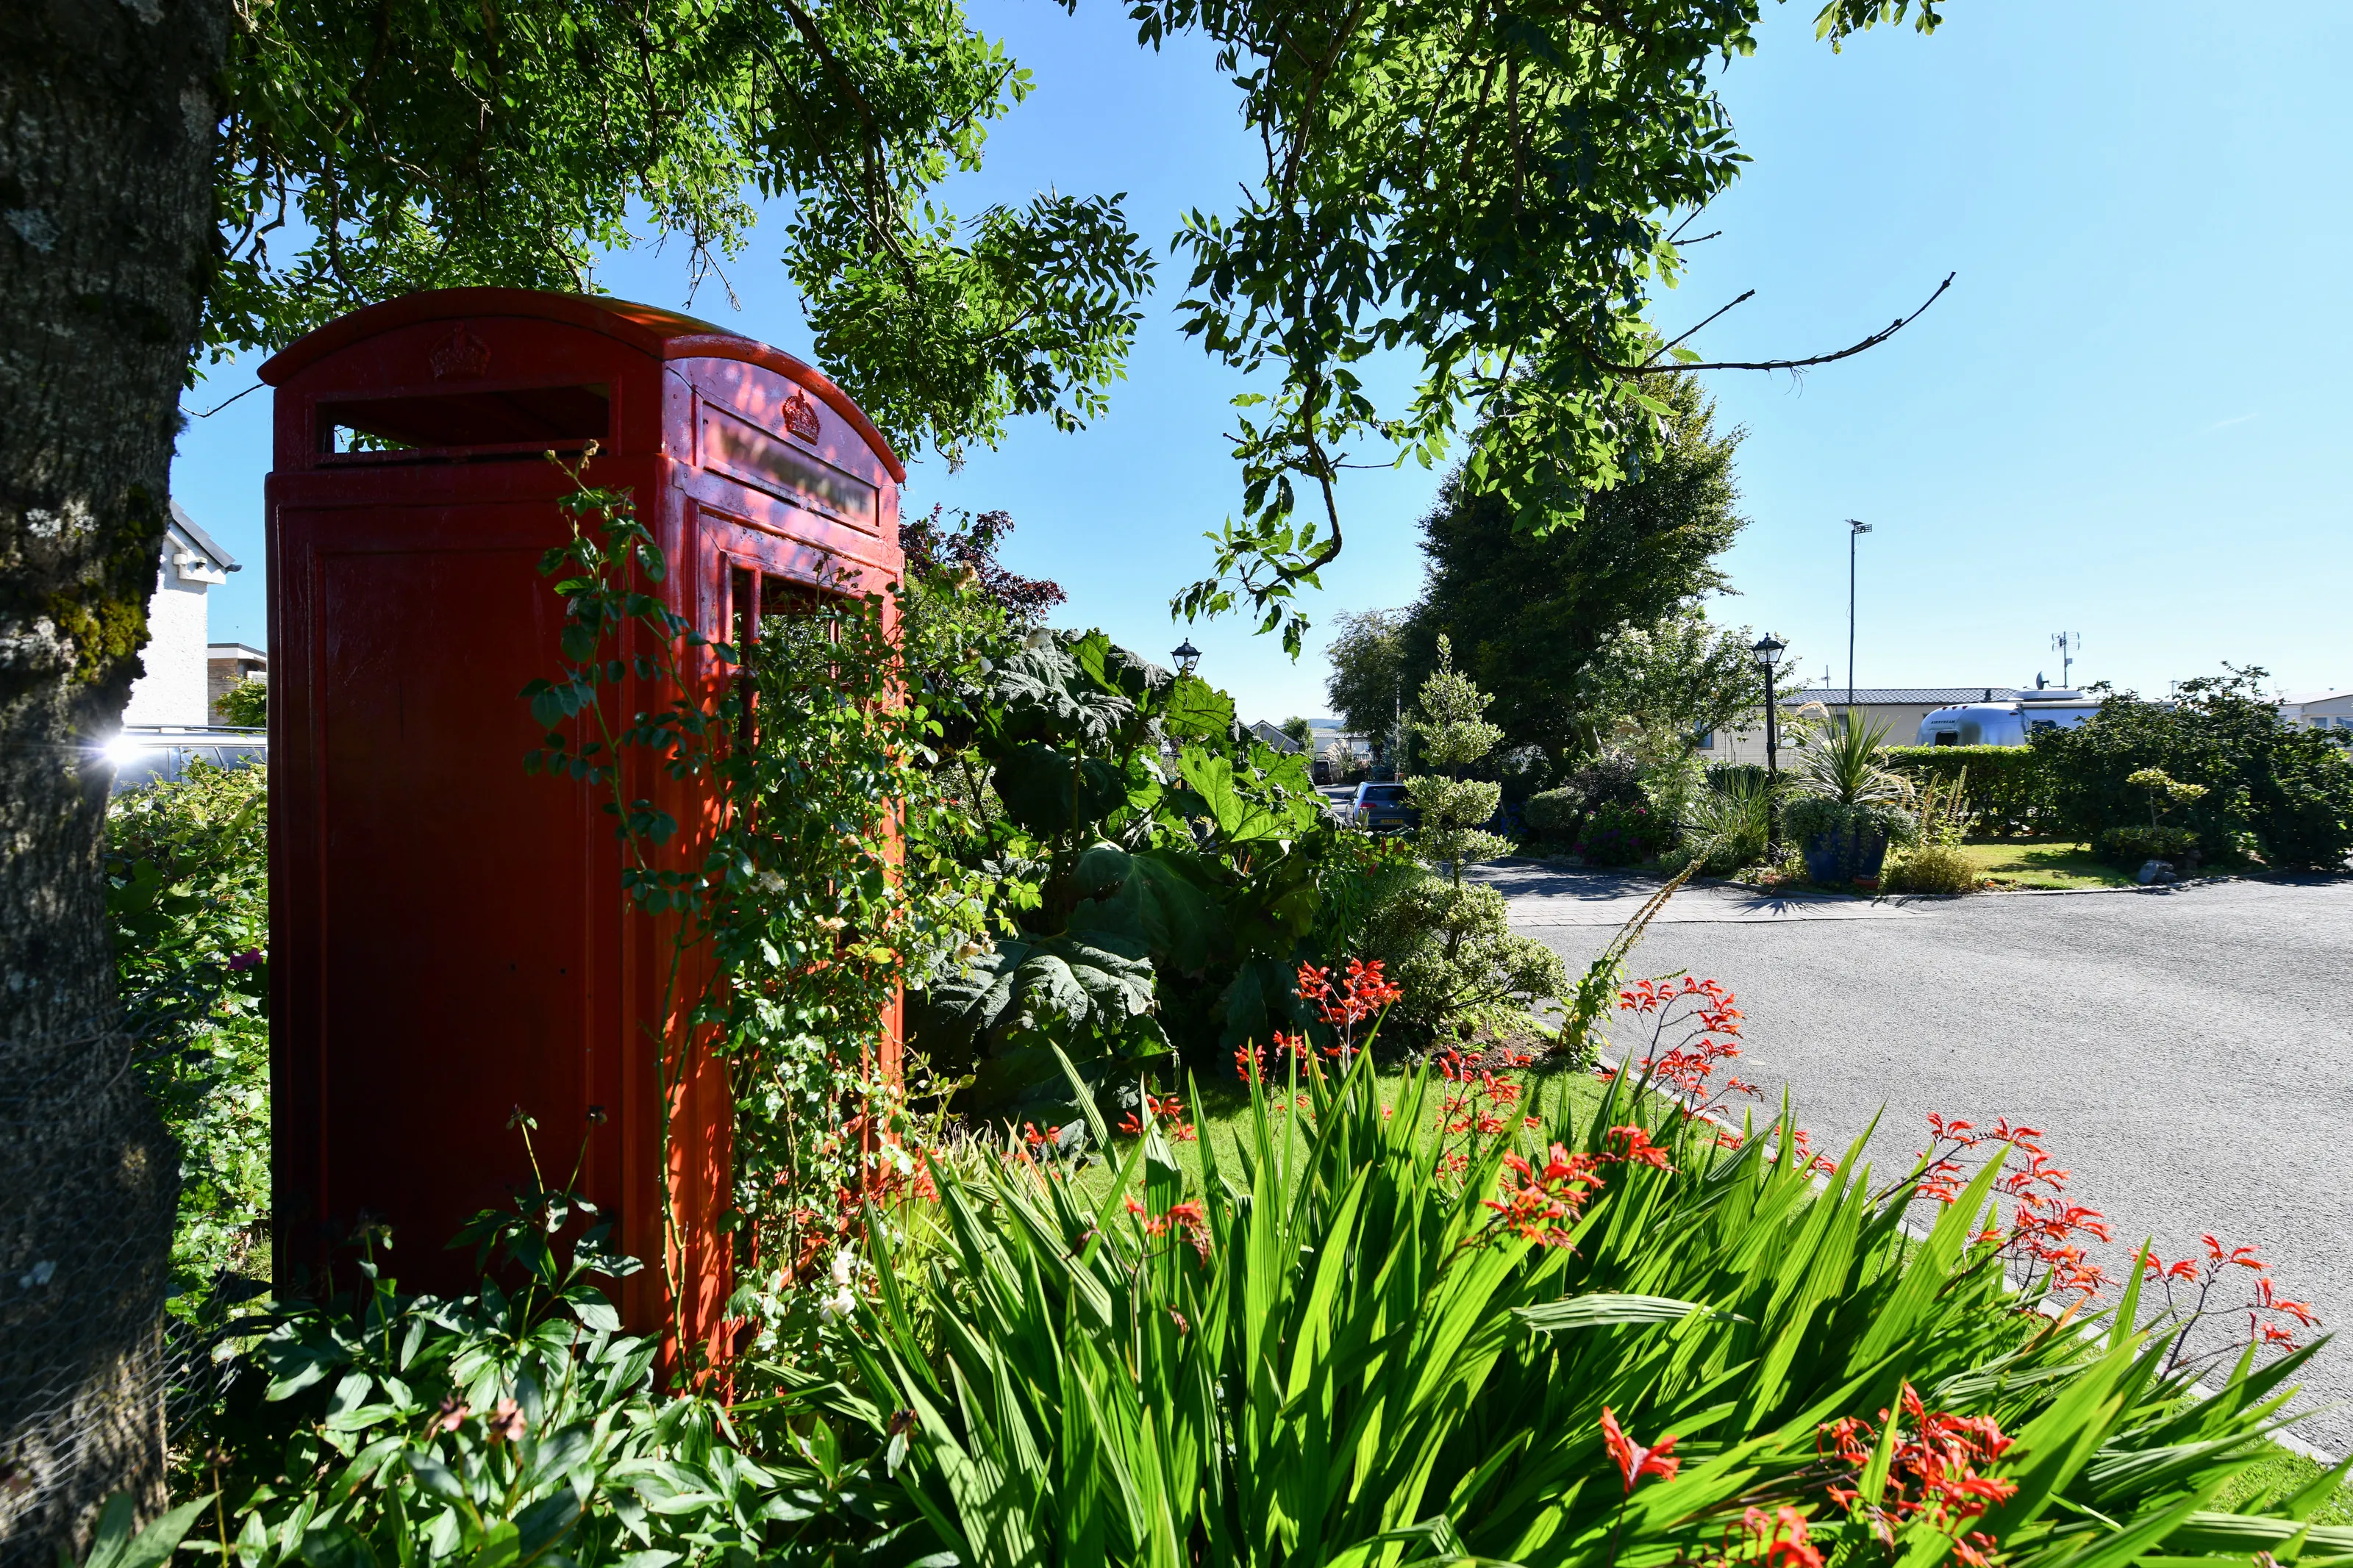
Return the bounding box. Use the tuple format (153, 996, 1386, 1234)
(1615, 272, 1954, 376)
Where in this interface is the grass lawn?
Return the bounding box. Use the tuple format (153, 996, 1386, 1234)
(1957, 839, 2141, 890)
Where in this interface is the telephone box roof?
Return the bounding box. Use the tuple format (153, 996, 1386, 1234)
(257, 287, 904, 482)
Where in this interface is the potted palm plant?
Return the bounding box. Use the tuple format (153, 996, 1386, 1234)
(1783, 717, 1918, 884)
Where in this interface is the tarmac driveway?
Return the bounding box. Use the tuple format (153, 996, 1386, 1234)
(1480, 863, 2353, 1458)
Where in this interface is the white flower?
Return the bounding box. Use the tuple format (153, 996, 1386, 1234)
(829, 1245, 858, 1288)
(817, 1285, 857, 1324)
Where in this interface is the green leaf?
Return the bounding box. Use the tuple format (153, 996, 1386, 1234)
(993, 744, 1129, 838)
(79, 1492, 215, 1568)
(1161, 676, 1237, 742)
(1068, 846, 1225, 976)
(1510, 1294, 1731, 1333)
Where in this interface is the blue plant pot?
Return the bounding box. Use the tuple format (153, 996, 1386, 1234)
(1802, 826, 1889, 884)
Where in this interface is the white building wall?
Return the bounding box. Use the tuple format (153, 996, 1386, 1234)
(121, 546, 213, 728)
(2278, 692, 2353, 731)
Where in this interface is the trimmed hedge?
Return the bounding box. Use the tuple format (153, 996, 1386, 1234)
(1884, 744, 2049, 837)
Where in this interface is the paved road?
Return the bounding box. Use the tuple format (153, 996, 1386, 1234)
(1482, 863, 2353, 1458)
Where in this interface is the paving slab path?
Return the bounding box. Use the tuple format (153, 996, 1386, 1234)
(1480, 862, 2353, 1458)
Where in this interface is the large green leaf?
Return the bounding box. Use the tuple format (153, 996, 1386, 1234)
(1217, 952, 1308, 1050)
(1175, 748, 1293, 845)
(984, 638, 1135, 750)
(929, 929, 1156, 1042)
(1160, 674, 1237, 742)
(993, 743, 1130, 838)
(912, 928, 1171, 1113)
(1068, 844, 1227, 976)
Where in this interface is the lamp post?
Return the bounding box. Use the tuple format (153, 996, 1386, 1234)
(1171, 637, 1202, 677)
(1752, 633, 1786, 851)
(1846, 520, 1871, 735)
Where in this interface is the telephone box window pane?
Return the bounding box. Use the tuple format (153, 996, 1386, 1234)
(320, 383, 609, 454)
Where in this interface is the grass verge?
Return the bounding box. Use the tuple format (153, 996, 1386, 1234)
(2207, 1444, 2353, 1524)
(1957, 839, 2141, 890)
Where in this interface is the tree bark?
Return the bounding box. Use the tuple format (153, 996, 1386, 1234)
(0, 1, 225, 1559)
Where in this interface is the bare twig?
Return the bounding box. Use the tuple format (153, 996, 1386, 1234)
(1649, 288, 1756, 363)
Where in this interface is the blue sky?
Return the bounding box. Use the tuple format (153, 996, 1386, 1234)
(173, 0, 2353, 722)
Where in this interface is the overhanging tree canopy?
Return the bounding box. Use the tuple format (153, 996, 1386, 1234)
(211, 0, 1155, 459)
(1158, 0, 1947, 651)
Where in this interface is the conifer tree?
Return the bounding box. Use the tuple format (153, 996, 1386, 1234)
(1404, 637, 1513, 886)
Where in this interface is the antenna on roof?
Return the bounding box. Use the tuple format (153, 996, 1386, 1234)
(2051, 631, 2078, 688)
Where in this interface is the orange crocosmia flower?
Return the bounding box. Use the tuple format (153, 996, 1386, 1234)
(1743, 1506, 1823, 1568)
(1599, 1406, 1679, 1493)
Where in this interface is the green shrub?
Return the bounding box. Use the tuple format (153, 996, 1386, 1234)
(2032, 670, 2353, 870)
(1524, 752, 1645, 842)
(105, 762, 271, 1317)
(1885, 744, 2050, 836)
(215, 676, 268, 726)
(1782, 795, 1920, 848)
(1676, 769, 1773, 874)
(183, 1151, 847, 1565)
(1402, 635, 1515, 880)
(1882, 842, 1979, 893)
(1361, 873, 1567, 1045)
(2093, 823, 2202, 867)
(1575, 797, 1668, 864)
(786, 1052, 2342, 1567)
(1304, 828, 1420, 961)
(1523, 785, 1579, 837)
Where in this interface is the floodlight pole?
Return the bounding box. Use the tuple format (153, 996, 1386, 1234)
(1847, 520, 1871, 734)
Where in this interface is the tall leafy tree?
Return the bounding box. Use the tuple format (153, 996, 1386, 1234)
(1584, 606, 1773, 760)
(1, 1, 1148, 1550)
(1404, 376, 1749, 766)
(1160, 0, 1949, 652)
(1320, 608, 1410, 759)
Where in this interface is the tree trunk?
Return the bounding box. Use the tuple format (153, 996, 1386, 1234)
(0, 1, 224, 1559)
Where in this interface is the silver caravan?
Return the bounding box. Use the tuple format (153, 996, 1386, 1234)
(1915, 689, 2099, 747)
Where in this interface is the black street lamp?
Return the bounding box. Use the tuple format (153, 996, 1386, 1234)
(1751, 633, 1786, 851)
(1171, 637, 1202, 677)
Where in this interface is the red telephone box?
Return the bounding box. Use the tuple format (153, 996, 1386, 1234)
(260, 289, 904, 1360)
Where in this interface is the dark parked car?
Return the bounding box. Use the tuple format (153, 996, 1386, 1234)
(105, 726, 267, 794)
(1349, 781, 1417, 832)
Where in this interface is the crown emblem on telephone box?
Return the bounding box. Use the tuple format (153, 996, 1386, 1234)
(782, 387, 821, 442)
(429, 325, 491, 380)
